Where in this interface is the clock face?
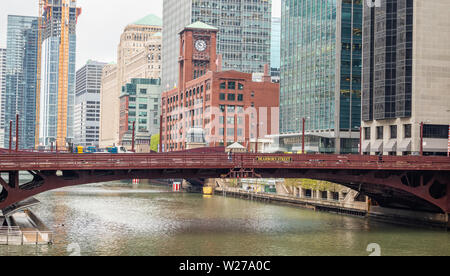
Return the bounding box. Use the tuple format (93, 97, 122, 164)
(195, 40, 207, 52)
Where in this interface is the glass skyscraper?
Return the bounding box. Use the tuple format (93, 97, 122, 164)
(4, 15, 39, 150)
(280, 0, 362, 154)
(0, 48, 6, 147)
(271, 17, 281, 81)
(162, 0, 272, 89)
(38, 0, 81, 149)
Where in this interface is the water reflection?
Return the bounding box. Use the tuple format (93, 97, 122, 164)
(0, 182, 449, 256)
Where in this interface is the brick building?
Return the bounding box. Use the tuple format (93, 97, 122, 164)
(161, 22, 279, 152)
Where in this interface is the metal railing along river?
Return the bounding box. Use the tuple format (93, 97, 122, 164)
(0, 226, 53, 245)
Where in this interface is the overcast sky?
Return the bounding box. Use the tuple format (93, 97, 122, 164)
(0, 0, 281, 70)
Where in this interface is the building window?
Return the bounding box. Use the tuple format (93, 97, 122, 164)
(404, 124, 412, 138)
(219, 93, 226, 101)
(220, 82, 226, 89)
(364, 127, 371, 140)
(238, 83, 244, 90)
(237, 94, 243, 101)
(227, 94, 235, 101)
(423, 125, 448, 139)
(390, 125, 397, 139)
(219, 105, 226, 112)
(227, 105, 235, 113)
(376, 127, 384, 140)
(228, 82, 236, 90)
(140, 89, 147, 95)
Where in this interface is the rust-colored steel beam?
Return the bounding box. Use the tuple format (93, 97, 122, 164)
(0, 164, 449, 214)
(0, 152, 449, 172)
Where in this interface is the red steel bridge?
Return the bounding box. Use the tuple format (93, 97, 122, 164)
(0, 148, 449, 219)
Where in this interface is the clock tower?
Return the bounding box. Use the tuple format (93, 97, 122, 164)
(178, 21, 218, 89)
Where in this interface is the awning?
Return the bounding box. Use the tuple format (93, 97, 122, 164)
(384, 140, 397, 152)
(370, 140, 383, 153)
(362, 141, 371, 153)
(423, 139, 447, 152)
(398, 139, 412, 152)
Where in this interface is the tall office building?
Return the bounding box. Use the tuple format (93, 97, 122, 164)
(38, 0, 82, 149)
(271, 17, 281, 82)
(361, 0, 450, 156)
(0, 48, 6, 147)
(279, 0, 362, 154)
(4, 16, 39, 150)
(74, 60, 106, 147)
(162, 0, 272, 89)
(99, 15, 162, 148)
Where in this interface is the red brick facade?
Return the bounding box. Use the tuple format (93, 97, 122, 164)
(161, 24, 279, 152)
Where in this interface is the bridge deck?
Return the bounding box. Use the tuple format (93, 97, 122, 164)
(0, 153, 449, 171)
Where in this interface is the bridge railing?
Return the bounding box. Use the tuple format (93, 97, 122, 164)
(0, 152, 449, 171)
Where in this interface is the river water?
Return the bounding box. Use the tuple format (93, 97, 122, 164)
(0, 182, 449, 256)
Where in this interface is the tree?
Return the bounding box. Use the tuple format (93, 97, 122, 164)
(150, 134, 160, 152)
(284, 178, 340, 192)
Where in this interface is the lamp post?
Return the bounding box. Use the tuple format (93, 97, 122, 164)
(252, 121, 263, 153)
(447, 110, 450, 158)
(159, 115, 163, 153)
(302, 117, 306, 154)
(256, 120, 260, 153)
(8, 120, 12, 154)
(15, 114, 19, 152)
(131, 121, 136, 153)
(359, 126, 362, 155)
(419, 120, 431, 156)
(420, 121, 424, 156)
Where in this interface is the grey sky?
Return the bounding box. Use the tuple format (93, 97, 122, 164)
(0, 0, 281, 70)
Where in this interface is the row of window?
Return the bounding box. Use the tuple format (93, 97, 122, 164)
(365, 124, 449, 140)
(220, 81, 244, 90)
(365, 124, 410, 140)
(165, 84, 210, 105)
(219, 93, 244, 102)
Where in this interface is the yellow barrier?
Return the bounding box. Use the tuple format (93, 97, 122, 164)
(203, 187, 213, 195)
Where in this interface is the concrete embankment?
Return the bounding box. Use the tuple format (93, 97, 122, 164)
(215, 187, 367, 217)
(215, 187, 449, 230)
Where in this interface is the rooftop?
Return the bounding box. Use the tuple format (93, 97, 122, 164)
(133, 14, 162, 27)
(185, 21, 218, 31)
